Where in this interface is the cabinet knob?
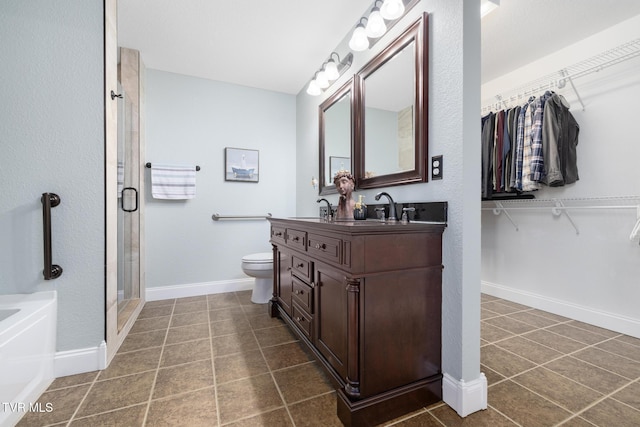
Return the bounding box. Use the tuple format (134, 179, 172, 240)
(310, 282, 315, 288)
(295, 316, 303, 322)
(274, 231, 283, 237)
(294, 289, 303, 295)
(296, 263, 304, 268)
(314, 243, 326, 250)
(292, 236, 299, 241)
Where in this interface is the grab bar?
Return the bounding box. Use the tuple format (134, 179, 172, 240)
(212, 213, 272, 221)
(41, 193, 63, 280)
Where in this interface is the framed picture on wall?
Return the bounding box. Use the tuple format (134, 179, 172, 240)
(329, 156, 350, 181)
(225, 148, 259, 182)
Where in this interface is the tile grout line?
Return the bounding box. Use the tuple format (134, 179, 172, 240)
(208, 295, 223, 427)
(140, 299, 175, 426)
(485, 403, 524, 426)
(487, 330, 631, 393)
(61, 369, 102, 426)
(553, 376, 640, 426)
(482, 306, 640, 426)
(248, 301, 298, 427)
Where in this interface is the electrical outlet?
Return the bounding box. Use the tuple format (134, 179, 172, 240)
(431, 155, 443, 180)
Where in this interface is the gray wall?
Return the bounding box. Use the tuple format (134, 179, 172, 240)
(296, 0, 483, 384)
(0, 0, 105, 351)
(144, 70, 297, 288)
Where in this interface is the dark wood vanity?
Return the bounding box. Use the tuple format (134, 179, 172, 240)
(268, 217, 445, 426)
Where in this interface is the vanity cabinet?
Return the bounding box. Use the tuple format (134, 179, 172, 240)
(268, 218, 445, 426)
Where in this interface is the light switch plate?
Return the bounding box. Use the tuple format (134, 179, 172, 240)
(432, 155, 443, 180)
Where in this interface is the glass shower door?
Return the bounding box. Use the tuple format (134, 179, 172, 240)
(116, 77, 141, 331)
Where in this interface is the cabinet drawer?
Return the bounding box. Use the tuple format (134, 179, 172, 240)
(292, 276, 313, 314)
(271, 226, 286, 245)
(286, 228, 307, 251)
(307, 233, 341, 264)
(291, 254, 311, 281)
(291, 302, 313, 339)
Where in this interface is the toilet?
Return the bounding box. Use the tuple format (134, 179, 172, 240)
(241, 252, 274, 304)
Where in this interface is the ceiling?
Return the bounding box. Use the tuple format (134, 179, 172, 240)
(117, 0, 640, 95)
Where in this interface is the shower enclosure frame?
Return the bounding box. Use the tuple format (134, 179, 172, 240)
(104, 0, 146, 365)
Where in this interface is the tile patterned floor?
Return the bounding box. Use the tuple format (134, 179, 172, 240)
(15, 292, 640, 426)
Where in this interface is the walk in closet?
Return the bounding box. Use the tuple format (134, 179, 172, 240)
(480, 26, 640, 338)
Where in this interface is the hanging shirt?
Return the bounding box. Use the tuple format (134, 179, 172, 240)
(481, 113, 495, 198)
(522, 99, 541, 192)
(541, 93, 580, 186)
(529, 92, 552, 182)
(494, 110, 505, 192)
(507, 106, 521, 191)
(501, 108, 512, 192)
(514, 101, 531, 192)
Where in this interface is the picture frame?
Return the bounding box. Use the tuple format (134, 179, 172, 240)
(225, 148, 259, 182)
(329, 156, 350, 181)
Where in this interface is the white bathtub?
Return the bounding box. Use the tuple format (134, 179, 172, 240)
(0, 291, 57, 427)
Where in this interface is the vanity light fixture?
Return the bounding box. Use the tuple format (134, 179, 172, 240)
(315, 69, 330, 89)
(306, 72, 322, 96)
(349, 0, 413, 52)
(306, 52, 354, 96)
(380, 0, 405, 20)
(366, 1, 387, 38)
(349, 17, 370, 51)
(324, 53, 341, 81)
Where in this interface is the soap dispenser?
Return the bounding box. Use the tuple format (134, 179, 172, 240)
(353, 195, 367, 220)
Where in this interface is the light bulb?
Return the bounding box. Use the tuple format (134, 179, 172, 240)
(315, 71, 329, 89)
(366, 7, 387, 38)
(380, 0, 405, 20)
(306, 80, 321, 96)
(349, 23, 369, 51)
(324, 60, 339, 81)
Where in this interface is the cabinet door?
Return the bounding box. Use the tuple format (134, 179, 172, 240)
(314, 263, 348, 380)
(276, 248, 293, 316)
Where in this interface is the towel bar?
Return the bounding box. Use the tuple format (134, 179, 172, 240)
(212, 213, 272, 221)
(146, 162, 200, 171)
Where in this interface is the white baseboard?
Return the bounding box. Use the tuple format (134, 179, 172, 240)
(482, 281, 640, 339)
(52, 280, 254, 379)
(442, 372, 487, 417)
(146, 278, 254, 302)
(55, 340, 107, 378)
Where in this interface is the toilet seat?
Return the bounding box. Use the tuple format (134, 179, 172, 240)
(242, 252, 273, 264)
(241, 252, 274, 304)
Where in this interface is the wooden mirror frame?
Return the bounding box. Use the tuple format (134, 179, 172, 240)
(354, 12, 428, 189)
(318, 78, 355, 195)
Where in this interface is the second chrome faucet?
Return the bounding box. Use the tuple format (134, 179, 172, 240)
(316, 198, 333, 221)
(374, 192, 397, 222)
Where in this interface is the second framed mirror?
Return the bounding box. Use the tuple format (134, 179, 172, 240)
(319, 78, 354, 195)
(355, 12, 428, 189)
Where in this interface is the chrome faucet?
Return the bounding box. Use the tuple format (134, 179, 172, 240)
(374, 192, 397, 221)
(316, 198, 333, 221)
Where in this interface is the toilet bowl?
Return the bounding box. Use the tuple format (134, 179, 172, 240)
(241, 252, 274, 304)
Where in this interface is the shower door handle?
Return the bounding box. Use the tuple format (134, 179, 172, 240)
(41, 193, 63, 280)
(121, 187, 138, 212)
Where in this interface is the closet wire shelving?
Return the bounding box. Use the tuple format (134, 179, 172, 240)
(482, 196, 640, 242)
(481, 38, 640, 114)
(481, 39, 640, 243)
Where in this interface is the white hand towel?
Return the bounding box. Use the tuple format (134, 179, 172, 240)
(151, 164, 197, 199)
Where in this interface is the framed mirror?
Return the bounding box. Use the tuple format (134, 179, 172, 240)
(354, 13, 428, 189)
(319, 78, 354, 195)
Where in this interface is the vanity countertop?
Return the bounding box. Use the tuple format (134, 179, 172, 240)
(271, 217, 446, 234)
